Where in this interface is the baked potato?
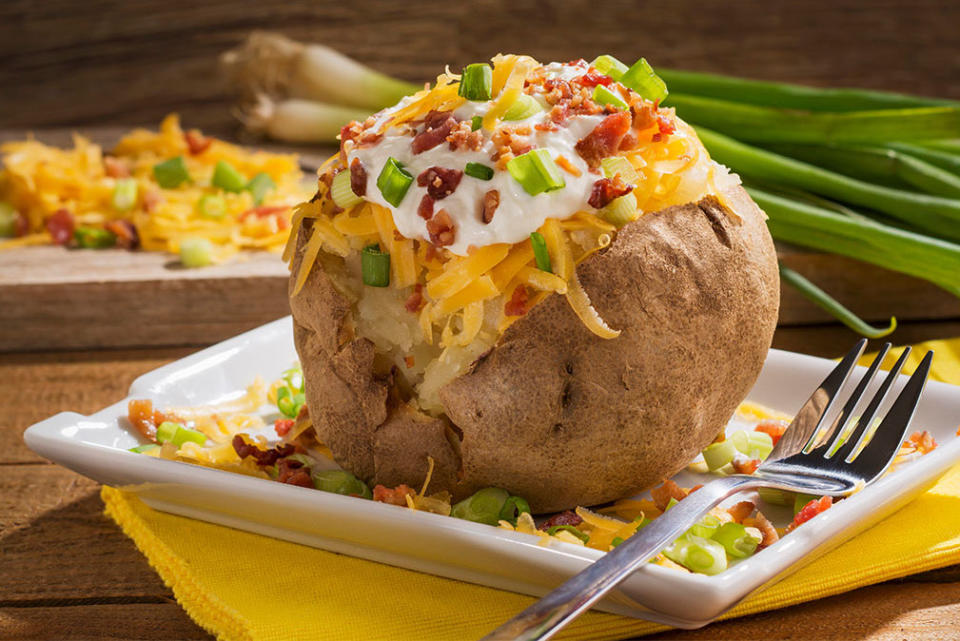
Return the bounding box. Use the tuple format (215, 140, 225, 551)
(287, 55, 779, 513)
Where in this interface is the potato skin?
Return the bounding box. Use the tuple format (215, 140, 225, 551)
(291, 185, 779, 513)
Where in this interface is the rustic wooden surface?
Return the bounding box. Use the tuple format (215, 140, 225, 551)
(2, 344, 960, 641)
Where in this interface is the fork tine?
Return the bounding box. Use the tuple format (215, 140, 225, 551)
(767, 338, 867, 461)
(831, 347, 911, 463)
(848, 351, 933, 480)
(810, 343, 892, 457)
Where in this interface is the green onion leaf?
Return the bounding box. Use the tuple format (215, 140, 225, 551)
(530, 232, 552, 273)
(153, 156, 190, 189)
(592, 85, 628, 110)
(361, 243, 391, 287)
(458, 63, 493, 101)
(212, 160, 248, 193)
(702, 438, 738, 471)
(311, 469, 372, 499)
(498, 496, 531, 526)
(464, 162, 495, 181)
(129, 443, 160, 454)
(547, 525, 590, 543)
(712, 522, 760, 558)
(246, 172, 276, 205)
(376, 157, 414, 206)
(111, 178, 138, 212)
(155, 421, 182, 444)
(600, 156, 640, 183)
(620, 58, 668, 103)
(599, 191, 638, 227)
(779, 264, 897, 338)
(179, 237, 214, 268)
(197, 194, 227, 219)
(471, 115, 483, 131)
(503, 94, 543, 121)
(451, 487, 510, 525)
(0, 202, 18, 238)
(507, 149, 566, 195)
(689, 514, 722, 539)
(590, 55, 629, 81)
(330, 169, 363, 209)
(74, 226, 117, 249)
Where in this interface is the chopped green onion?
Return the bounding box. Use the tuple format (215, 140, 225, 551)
(464, 162, 494, 181)
(634, 516, 652, 528)
(665, 497, 680, 511)
(507, 149, 566, 195)
(129, 443, 160, 454)
(376, 157, 414, 206)
(74, 226, 116, 249)
(503, 94, 543, 120)
(529, 232, 552, 273)
(155, 421, 182, 444)
(246, 172, 276, 205)
(498, 496, 531, 526)
(712, 522, 760, 558)
(689, 514, 722, 539)
(599, 192, 638, 227)
(212, 160, 248, 193)
(0, 202, 18, 237)
(451, 487, 510, 525)
(172, 426, 207, 447)
(278, 391, 305, 418)
(179, 237, 214, 268)
(600, 156, 640, 183)
(111, 178, 138, 212)
(620, 58, 668, 103)
(793, 493, 820, 516)
(471, 115, 483, 131)
(611, 536, 625, 547)
(330, 169, 363, 209)
(702, 438, 738, 471)
(547, 525, 590, 543)
(592, 85, 628, 110)
(153, 156, 190, 188)
(730, 429, 774, 460)
(779, 264, 897, 338)
(361, 243, 391, 287)
(757, 487, 793, 506)
(458, 63, 493, 101)
(286, 453, 318, 469)
(282, 366, 304, 392)
(311, 469, 372, 499)
(590, 55, 629, 81)
(197, 194, 227, 219)
(665, 535, 727, 575)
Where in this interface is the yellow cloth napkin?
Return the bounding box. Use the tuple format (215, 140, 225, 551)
(102, 338, 960, 641)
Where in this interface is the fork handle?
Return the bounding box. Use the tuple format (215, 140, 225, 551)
(480, 475, 758, 641)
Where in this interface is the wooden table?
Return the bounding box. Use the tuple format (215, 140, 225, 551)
(2, 335, 959, 641)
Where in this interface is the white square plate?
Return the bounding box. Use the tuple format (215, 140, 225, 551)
(23, 317, 960, 628)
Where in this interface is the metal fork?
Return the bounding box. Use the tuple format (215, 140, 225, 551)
(481, 340, 933, 641)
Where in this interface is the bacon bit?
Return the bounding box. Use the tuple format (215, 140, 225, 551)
(731, 458, 761, 475)
(491, 127, 533, 162)
(588, 175, 633, 209)
(231, 434, 295, 466)
(241, 205, 290, 229)
(277, 458, 313, 487)
(350, 158, 367, 197)
(143, 190, 163, 213)
(689, 484, 704, 494)
(657, 116, 676, 136)
(481, 189, 500, 224)
(417, 166, 463, 200)
(447, 121, 484, 151)
(373, 483, 417, 506)
(504, 285, 529, 317)
(405, 284, 425, 313)
(46, 209, 74, 245)
(103, 156, 130, 178)
(357, 130, 383, 147)
(184, 129, 213, 155)
(543, 78, 574, 106)
(12, 211, 28, 237)
(424, 243, 440, 262)
(630, 100, 658, 131)
(404, 355, 416, 369)
(412, 111, 458, 154)
(751, 511, 780, 548)
(539, 510, 583, 530)
(618, 130, 639, 152)
(906, 430, 938, 454)
(788, 496, 833, 532)
(727, 501, 755, 523)
(274, 418, 295, 437)
(535, 122, 559, 132)
(576, 70, 614, 87)
(650, 479, 688, 511)
(575, 112, 632, 169)
(548, 103, 570, 125)
(127, 399, 160, 441)
(105, 220, 139, 250)
(554, 155, 582, 177)
(755, 420, 788, 446)
(426, 209, 455, 247)
(417, 195, 435, 220)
